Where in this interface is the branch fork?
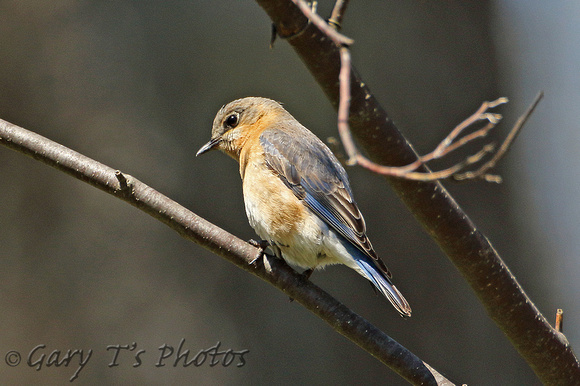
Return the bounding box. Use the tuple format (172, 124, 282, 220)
(293, 0, 541, 183)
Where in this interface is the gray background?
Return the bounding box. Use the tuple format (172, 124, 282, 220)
(0, 1, 577, 384)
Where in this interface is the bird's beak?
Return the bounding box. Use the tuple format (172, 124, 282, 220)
(196, 137, 221, 156)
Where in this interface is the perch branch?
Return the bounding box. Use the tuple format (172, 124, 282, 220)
(0, 118, 451, 385)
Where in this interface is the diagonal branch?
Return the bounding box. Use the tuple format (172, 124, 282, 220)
(257, 0, 580, 383)
(0, 118, 452, 385)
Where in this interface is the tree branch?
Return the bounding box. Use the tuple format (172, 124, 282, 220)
(337, 45, 512, 181)
(327, 2, 537, 183)
(257, 0, 580, 383)
(452, 91, 544, 182)
(328, 0, 350, 30)
(0, 118, 452, 385)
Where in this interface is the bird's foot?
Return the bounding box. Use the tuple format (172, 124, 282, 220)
(248, 239, 271, 264)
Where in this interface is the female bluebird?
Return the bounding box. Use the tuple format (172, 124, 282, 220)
(197, 97, 411, 317)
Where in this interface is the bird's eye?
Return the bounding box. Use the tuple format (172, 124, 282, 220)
(225, 113, 239, 128)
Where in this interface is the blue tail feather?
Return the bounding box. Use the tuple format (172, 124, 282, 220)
(352, 252, 411, 318)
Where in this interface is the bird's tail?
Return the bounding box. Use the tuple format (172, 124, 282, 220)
(355, 258, 412, 318)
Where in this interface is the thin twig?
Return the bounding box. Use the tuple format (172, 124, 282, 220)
(322, 0, 518, 182)
(322, 0, 537, 183)
(395, 99, 507, 174)
(453, 91, 544, 182)
(336, 38, 513, 181)
(292, 0, 537, 183)
(291, 0, 354, 46)
(430, 98, 506, 158)
(337, 46, 357, 165)
(328, 0, 350, 30)
(337, 43, 507, 180)
(555, 309, 564, 333)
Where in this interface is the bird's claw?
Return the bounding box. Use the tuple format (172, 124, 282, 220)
(248, 239, 271, 264)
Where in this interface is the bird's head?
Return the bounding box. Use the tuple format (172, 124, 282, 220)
(196, 97, 285, 160)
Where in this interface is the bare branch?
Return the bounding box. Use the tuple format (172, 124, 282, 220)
(336, 47, 536, 183)
(337, 46, 357, 165)
(328, 0, 350, 30)
(555, 309, 564, 333)
(323, 6, 521, 182)
(346, 94, 510, 181)
(424, 98, 506, 160)
(290, 0, 354, 46)
(290, 1, 535, 183)
(453, 91, 544, 182)
(336, 42, 507, 181)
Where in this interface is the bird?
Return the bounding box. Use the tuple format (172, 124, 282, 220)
(197, 97, 411, 317)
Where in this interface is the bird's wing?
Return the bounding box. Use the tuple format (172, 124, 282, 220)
(260, 124, 392, 278)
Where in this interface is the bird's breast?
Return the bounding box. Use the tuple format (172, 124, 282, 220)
(242, 158, 329, 268)
(242, 160, 305, 242)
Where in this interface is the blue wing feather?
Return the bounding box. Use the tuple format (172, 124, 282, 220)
(260, 123, 411, 317)
(260, 123, 390, 275)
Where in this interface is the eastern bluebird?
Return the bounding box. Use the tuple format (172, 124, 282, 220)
(197, 97, 411, 317)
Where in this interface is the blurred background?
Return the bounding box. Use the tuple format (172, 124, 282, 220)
(0, 1, 577, 384)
